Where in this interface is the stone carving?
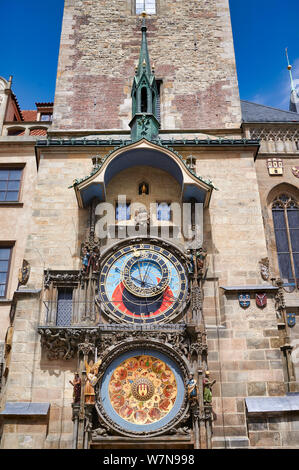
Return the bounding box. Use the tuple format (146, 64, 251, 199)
(44, 270, 83, 289)
(18, 259, 30, 286)
(38, 327, 98, 360)
(134, 206, 150, 227)
(272, 278, 286, 320)
(250, 127, 299, 142)
(259, 257, 270, 281)
(92, 425, 110, 438)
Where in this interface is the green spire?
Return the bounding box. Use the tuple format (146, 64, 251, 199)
(129, 12, 160, 141)
(136, 13, 152, 81)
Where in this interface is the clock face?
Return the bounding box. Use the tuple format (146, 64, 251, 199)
(98, 244, 188, 323)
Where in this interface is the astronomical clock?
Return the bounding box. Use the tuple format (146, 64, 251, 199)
(97, 243, 189, 324)
(92, 241, 194, 439)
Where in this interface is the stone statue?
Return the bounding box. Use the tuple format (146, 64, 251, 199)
(134, 206, 150, 227)
(84, 359, 102, 404)
(187, 373, 198, 403)
(203, 371, 216, 405)
(69, 373, 81, 404)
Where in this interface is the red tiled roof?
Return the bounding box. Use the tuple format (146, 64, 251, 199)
(29, 128, 47, 136)
(22, 110, 38, 121)
(35, 102, 54, 107)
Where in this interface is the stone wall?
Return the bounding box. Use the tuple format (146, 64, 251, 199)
(53, 0, 241, 131)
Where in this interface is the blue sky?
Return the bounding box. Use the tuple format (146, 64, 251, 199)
(0, 0, 298, 111)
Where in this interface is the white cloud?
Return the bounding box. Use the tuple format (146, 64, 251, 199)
(245, 56, 299, 111)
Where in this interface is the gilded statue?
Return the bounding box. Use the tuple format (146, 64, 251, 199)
(84, 359, 102, 404)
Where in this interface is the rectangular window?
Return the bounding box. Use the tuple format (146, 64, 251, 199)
(136, 0, 156, 15)
(116, 202, 131, 221)
(40, 113, 52, 122)
(0, 168, 22, 202)
(0, 247, 12, 297)
(56, 288, 73, 326)
(157, 202, 171, 221)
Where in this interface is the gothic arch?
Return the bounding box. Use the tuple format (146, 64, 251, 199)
(266, 182, 299, 206)
(266, 183, 299, 285)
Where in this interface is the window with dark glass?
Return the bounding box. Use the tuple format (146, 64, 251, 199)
(136, 0, 156, 15)
(157, 202, 171, 221)
(272, 195, 299, 288)
(116, 202, 131, 221)
(0, 168, 22, 202)
(0, 247, 12, 297)
(56, 288, 73, 326)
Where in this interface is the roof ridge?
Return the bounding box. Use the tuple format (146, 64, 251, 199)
(241, 99, 299, 116)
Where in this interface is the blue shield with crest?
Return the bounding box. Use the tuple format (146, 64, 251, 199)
(239, 293, 250, 308)
(287, 313, 296, 327)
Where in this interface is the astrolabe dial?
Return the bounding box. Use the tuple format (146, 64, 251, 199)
(122, 251, 169, 298)
(98, 244, 188, 324)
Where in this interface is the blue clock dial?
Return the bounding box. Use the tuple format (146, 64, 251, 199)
(98, 244, 188, 324)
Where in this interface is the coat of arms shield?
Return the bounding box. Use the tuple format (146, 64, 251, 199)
(256, 293, 267, 308)
(287, 313, 296, 327)
(239, 293, 250, 308)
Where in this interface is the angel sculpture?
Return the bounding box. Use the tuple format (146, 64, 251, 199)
(84, 359, 102, 404)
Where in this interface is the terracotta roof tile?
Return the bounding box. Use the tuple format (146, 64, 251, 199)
(22, 110, 37, 121)
(29, 128, 47, 136)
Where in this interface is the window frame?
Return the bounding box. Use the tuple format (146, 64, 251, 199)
(272, 194, 299, 289)
(135, 0, 157, 15)
(0, 164, 24, 204)
(115, 201, 131, 221)
(156, 201, 172, 222)
(0, 245, 13, 299)
(56, 287, 74, 327)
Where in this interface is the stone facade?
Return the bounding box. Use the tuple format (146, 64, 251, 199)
(0, 0, 299, 450)
(53, 0, 241, 131)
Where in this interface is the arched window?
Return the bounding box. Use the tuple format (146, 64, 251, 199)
(272, 194, 299, 288)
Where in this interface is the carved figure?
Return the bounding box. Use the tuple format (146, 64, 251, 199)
(134, 206, 150, 227)
(82, 248, 90, 273)
(186, 250, 194, 274)
(203, 371, 216, 405)
(195, 248, 207, 277)
(187, 373, 198, 403)
(259, 257, 270, 281)
(18, 259, 30, 286)
(69, 373, 81, 404)
(84, 359, 102, 404)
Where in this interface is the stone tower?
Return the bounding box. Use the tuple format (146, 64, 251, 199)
(1, 0, 298, 451)
(52, 0, 241, 131)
